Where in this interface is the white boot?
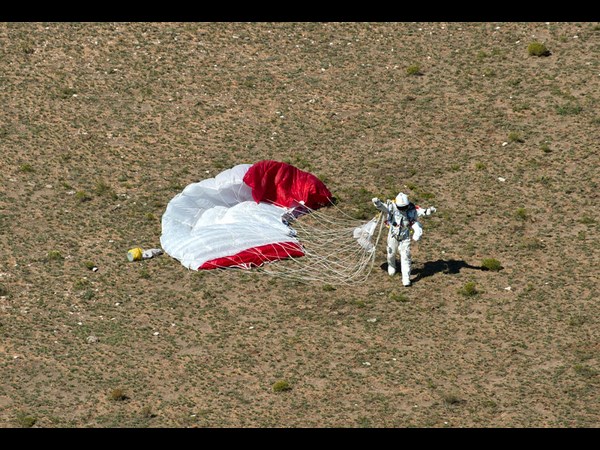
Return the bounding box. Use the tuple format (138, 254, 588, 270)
(388, 265, 396, 276)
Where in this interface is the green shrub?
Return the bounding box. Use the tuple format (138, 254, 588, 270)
(389, 291, 409, 302)
(442, 393, 464, 405)
(459, 282, 478, 297)
(16, 412, 36, 428)
(556, 103, 583, 115)
(515, 207, 528, 220)
(481, 258, 502, 271)
(406, 64, 421, 76)
(579, 216, 596, 225)
(528, 42, 550, 57)
(322, 284, 336, 292)
(272, 380, 292, 392)
(94, 180, 118, 199)
(47, 250, 63, 261)
(19, 163, 34, 173)
(110, 388, 129, 401)
(59, 87, 77, 99)
(140, 406, 155, 419)
(75, 191, 92, 202)
(520, 237, 545, 250)
(508, 131, 524, 143)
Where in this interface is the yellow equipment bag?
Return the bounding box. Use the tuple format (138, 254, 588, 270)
(127, 247, 143, 262)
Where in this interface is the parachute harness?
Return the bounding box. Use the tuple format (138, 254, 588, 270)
(385, 200, 415, 242)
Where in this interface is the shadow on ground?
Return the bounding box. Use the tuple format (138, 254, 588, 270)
(380, 259, 485, 284)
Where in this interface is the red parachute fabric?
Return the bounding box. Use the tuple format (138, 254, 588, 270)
(198, 241, 305, 270)
(243, 160, 333, 210)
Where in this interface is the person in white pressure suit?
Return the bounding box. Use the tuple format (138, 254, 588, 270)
(372, 192, 436, 286)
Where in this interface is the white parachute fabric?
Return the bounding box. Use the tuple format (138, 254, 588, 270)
(160, 164, 298, 270)
(354, 217, 379, 253)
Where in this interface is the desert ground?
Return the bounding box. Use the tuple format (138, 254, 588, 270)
(0, 22, 598, 427)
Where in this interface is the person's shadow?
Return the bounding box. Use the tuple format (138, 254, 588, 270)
(380, 259, 486, 283)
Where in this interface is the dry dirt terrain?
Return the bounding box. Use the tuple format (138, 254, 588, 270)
(0, 22, 598, 428)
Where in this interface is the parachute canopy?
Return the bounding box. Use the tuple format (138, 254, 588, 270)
(243, 160, 332, 210)
(160, 160, 333, 270)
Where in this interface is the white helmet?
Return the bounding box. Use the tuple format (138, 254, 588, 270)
(395, 192, 409, 207)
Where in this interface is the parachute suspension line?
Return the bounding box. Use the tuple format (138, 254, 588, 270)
(183, 194, 385, 285)
(254, 199, 385, 285)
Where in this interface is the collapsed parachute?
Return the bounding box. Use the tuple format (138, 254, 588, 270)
(160, 160, 383, 283)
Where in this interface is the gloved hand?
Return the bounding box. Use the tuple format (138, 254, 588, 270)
(426, 206, 437, 215)
(412, 223, 423, 241)
(372, 197, 380, 205)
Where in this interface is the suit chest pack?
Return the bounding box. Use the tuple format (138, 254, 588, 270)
(385, 201, 416, 238)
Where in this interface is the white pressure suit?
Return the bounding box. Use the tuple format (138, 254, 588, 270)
(372, 193, 436, 286)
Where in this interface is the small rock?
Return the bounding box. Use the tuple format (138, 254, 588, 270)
(86, 335, 98, 344)
(504, 286, 512, 291)
(367, 318, 377, 323)
(498, 177, 506, 182)
(502, 142, 508, 147)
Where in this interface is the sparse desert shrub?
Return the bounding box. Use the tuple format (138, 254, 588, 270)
(19, 163, 34, 173)
(73, 278, 90, 291)
(75, 191, 92, 202)
(540, 143, 552, 153)
(21, 42, 34, 54)
(475, 162, 486, 170)
(515, 207, 528, 220)
(528, 42, 550, 57)
(94, 180, 118, 200)
(322, 284, 336, 291)
(389, 291, 409, 302)
(406, 64, 421, 76)
(508, 131, 524, 143)
(574, 364, 597, 379)
(140, 406, 155, 418)
(110, 388, 129, 401)
(481, 258, 502, 271)
(556, 103, 583, 115)
(16, 412, 36, 428)
(459, 282, 478, 297)
(47, 250, 63, 261)
(578, 216, 596, 225)
(520, 237, 545, 250)
(272, 380, 292, 392)
(84, 261, 96, 270)
(442, 393, 465, 405)
(59, 87, 77, 99)
(81, 289, 95, 301)
(0, 284, 7, 296)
